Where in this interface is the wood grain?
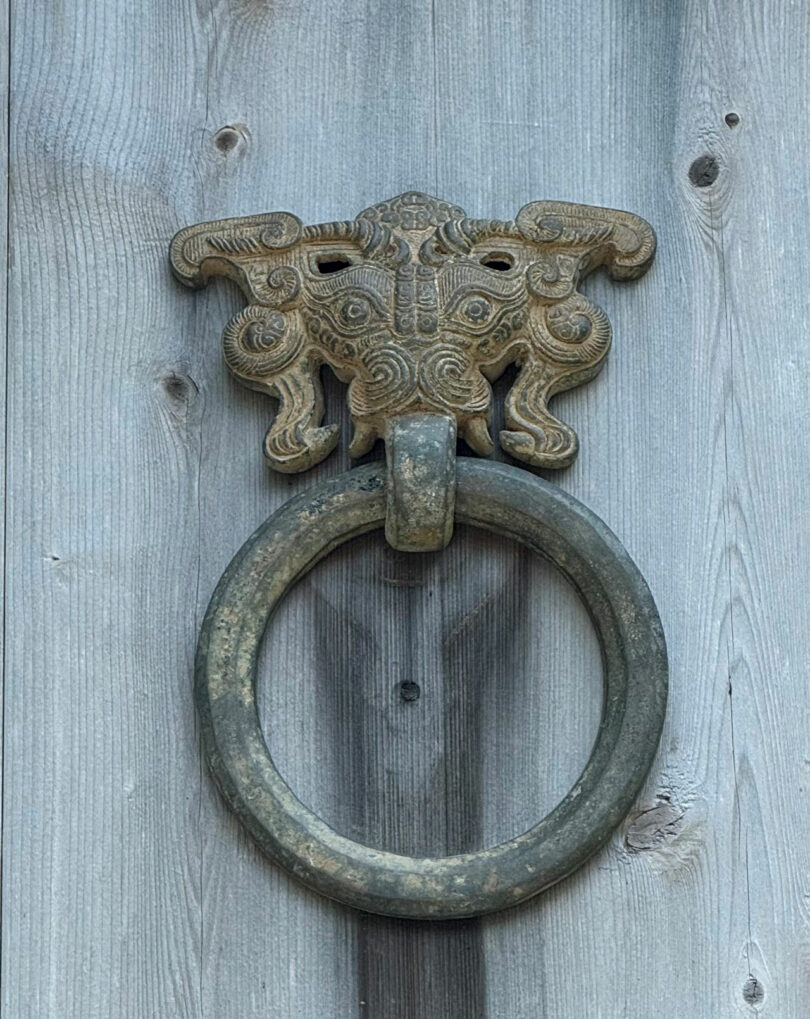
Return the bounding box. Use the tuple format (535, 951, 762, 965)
(2, 1, 808, 1017)
(0, 0, 7, 997)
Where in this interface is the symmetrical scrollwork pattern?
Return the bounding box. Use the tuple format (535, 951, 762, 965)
(170, 191, 655, 472)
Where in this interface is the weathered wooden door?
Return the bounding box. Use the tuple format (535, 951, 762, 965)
(3, 2, 807, 1016)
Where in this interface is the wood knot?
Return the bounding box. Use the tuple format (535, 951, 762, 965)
(689, 154, 720, 188)
(213, 124, 249, 156)
(399, 680, 421, 702)
(624, 800, 683, 851)
(742, 976, 765, 1006)
(162, 370, 198, 405)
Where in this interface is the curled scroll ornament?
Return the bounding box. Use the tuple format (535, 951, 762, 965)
(170, 191, 655, 474)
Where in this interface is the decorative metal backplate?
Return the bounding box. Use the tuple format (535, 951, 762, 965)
(170, 191, 654, 473)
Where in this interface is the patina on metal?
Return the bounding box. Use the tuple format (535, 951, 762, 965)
(170, 192, 667, 919)
(170, 190, 654, 549)
(384, 412, 456, 551)
(196, 461, 667, 918)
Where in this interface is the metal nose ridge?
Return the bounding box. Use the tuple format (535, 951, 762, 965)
(394, 262, 438, 337)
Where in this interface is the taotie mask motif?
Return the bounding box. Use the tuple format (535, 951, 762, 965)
(170, 191, 655, 474)
(171, 193, 667, 919)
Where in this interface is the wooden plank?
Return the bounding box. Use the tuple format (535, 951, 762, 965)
(0, 0, 8, 982)
(2, 3, 209, 1013)
(676, 6, 810, 1015)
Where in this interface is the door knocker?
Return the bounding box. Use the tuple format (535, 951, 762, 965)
(170, 191, 667, 919)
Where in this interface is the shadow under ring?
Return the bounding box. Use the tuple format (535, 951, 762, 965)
(195, 459, 668, 919)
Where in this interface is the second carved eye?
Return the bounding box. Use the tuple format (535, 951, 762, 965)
(340, 296, 372, 326)
(463, 297, 492, 323)
(244, 310, 286, 352)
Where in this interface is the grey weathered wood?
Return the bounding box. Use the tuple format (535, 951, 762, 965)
(0, 0, 7, 976)
(460, 6, 810, 1018)
(3, 2, 808, 1018)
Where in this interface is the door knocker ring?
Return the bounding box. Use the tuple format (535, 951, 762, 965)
(170, 191, 667, 919)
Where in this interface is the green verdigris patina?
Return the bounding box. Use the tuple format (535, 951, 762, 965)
(171, 192, 667, 918)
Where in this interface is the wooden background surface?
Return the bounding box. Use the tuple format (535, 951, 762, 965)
(3, 2, 808, 1016)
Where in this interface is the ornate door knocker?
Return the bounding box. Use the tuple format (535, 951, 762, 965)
(170, 191, 667, 919)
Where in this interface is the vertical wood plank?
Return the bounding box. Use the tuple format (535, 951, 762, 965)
(0, 0, 8, 983)
(671, 6, 810, 1015)
(3, 3, 208, 1013)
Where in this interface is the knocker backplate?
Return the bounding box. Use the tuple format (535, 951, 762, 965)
(169, 190, 654, 476)
(171, 191, 667, 918)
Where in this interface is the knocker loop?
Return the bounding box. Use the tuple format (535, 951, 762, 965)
(171, 191, 667, 918)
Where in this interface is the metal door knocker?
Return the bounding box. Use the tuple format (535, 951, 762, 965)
(170, 191, 667, 919)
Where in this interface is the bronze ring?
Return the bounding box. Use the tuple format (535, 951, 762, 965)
(196, 459, 667, 919)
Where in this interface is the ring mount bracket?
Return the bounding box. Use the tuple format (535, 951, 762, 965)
(385, 413, 456, 551)
(170, 192, 666, 918)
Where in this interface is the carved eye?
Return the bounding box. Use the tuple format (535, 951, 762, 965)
(340, 296, 371, 325)
(480, 253, 513, 271)
(316, 256, 353, 274)
(463, 297, 492, 322)
(244, 311, 286, 352)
